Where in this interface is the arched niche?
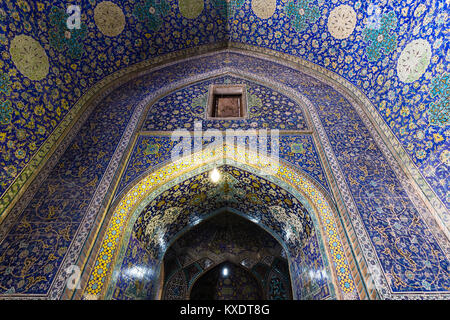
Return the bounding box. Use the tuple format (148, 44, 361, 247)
(161, 211, 293, 300)
(81, 143, 359, 300)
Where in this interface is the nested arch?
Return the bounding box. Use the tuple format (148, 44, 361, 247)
(81, 143, 359, 300)
(111, 70, 332, 206)
(158, 208, 294, 300)
(104, 162, 335, 300)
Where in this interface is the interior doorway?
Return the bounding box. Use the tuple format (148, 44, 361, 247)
(161, 211, 293, 300)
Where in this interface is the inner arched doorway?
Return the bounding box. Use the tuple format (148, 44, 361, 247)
(161, 211, 293, 300)
(189, 262, 264, 300)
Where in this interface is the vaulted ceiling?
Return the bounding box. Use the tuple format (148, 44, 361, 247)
(0, 0, 448, 215)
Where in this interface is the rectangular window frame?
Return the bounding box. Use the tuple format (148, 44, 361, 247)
(206, 84, 248, 120)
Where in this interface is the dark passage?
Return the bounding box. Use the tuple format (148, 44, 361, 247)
(190, 262, 263, 300)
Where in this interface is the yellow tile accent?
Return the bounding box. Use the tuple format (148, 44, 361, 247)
(83, 143, 355, 298)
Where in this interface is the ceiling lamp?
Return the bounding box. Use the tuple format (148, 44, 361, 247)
(222, 267, 229, 277)
(210, 167, 221, 183)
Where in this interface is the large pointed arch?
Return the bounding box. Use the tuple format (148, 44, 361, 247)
(104, 167, 331, 300)
(4, 46, 444, 300)
(7, 45, 445, 233)
(81, 142, 360, 299)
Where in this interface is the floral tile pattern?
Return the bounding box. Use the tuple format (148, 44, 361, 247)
(0, 0, 448, 219)
(132, 0, 170, 32)
(0, 0, 448, 299)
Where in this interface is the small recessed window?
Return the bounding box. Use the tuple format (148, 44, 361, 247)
(207, 84, 247, 120)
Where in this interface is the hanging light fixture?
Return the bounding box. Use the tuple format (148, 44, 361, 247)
(222, 266, 229, 277)
(210, 167, 221, 183)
